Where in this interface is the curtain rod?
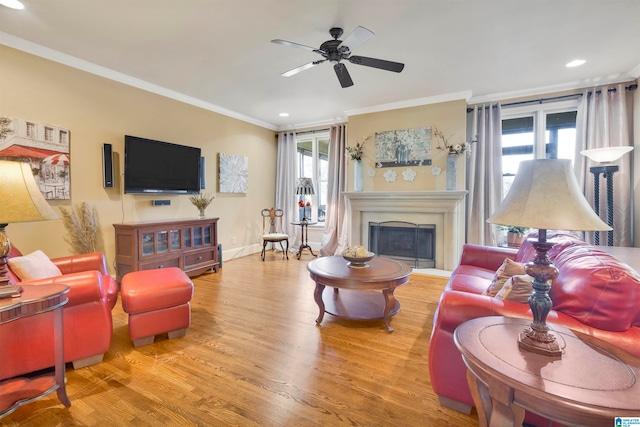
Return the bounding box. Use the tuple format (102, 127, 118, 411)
(467, 83, 638, 112)
(294, 128, 330, 136)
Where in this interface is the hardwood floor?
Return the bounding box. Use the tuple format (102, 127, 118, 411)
(2, 253, 479, 426)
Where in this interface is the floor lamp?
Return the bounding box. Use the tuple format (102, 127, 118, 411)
(581, 146, 634, 246)
(0, 160, 59, 296)
(487, 159, 610, 358)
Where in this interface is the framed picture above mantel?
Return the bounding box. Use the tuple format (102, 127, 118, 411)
(374, 126, 432, 168)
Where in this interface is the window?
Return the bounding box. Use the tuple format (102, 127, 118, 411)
(26, 122, 36, 139)
(297, 133, 329, 223)
(59, 130, 68, 144)
(44, 126, 54, 142)
(501, 100, 578, 197)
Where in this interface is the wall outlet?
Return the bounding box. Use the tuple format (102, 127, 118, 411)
(232, 236, 237, 245)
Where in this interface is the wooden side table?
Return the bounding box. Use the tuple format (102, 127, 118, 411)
(454, 316, 640, 427)
(291, 221, 317, 259)
(0, 284, 71, 418)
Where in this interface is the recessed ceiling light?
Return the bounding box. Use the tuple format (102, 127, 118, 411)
(279, 113, 289, 117)
(0, 0, 25, 9)
(566, 59, 586, 68)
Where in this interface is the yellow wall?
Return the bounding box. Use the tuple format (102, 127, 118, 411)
(347, 99, 468, 191)
(0, 45, 277, 272)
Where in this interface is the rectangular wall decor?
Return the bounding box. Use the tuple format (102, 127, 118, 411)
(375, 126, 432, 168)
(0, 116, 71, 199)
(218, 153, 248, 193)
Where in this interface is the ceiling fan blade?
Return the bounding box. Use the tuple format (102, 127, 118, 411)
(348, 56, 405, 73)
(334, 63, 354, 88)
(340, 26, 374, 51)
(281, 60, 325, 77)
(271, 39, 321, 54)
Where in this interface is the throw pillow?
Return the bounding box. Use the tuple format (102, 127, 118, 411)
(482, 258, 526, 297)
(7, 250, 63, 281)
(496, 274, 534, 303)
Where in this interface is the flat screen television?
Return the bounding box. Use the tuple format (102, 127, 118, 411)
(124, 135, 201, 194)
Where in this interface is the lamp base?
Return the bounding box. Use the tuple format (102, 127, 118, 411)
(0, 276, 22, 299)
(519, 327, 562, 357)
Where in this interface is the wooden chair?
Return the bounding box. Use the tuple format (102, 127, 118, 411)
(261, 208, 289, 261)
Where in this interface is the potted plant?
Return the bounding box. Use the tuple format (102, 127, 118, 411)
(506, 226, 529, 247)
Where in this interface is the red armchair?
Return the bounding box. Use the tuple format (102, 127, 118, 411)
(0, 245, 118, 380)
(428, 232, 640, 426)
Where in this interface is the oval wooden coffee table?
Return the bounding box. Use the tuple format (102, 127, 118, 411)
(307, 256, 412, 332)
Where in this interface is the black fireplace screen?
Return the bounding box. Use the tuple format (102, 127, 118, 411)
(369, 221, 435, 268)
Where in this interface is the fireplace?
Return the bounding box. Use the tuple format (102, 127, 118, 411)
(369, 221, 436, 268)
(344, 191, 467, 271)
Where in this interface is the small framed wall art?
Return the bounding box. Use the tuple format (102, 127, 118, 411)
(218, 153, 248, 193)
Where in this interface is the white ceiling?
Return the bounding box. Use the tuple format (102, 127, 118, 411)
(1, 0, 639, 131)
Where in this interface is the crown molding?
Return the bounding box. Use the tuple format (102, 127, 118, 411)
(0, 32, 278, 131)
(344, 91, 472, 117)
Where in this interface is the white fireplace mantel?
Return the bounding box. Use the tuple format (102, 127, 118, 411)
(344, 190, 467, 271)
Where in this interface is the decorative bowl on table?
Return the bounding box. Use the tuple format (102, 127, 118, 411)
(342, 245, 375, 268)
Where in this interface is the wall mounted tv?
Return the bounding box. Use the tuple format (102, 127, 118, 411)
(124, 135, 201, 194)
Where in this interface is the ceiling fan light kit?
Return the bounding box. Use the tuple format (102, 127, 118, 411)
(272, 26, 405, 88)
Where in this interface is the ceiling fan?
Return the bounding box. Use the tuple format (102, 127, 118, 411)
(271, 26, 405, 88)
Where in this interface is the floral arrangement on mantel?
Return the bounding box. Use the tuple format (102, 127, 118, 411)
(189, 192, 215, 217)
(346, 136, 370, 161)
(433, 126, 473, 156)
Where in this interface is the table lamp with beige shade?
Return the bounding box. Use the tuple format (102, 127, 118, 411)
(0, 160, 59, 296)
(295, 177, 315, 221)
(487, 159, 610, 358)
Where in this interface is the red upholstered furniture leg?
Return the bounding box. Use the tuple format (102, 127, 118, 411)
(121, 268, 194, 347)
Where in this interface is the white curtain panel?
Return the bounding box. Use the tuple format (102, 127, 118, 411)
(320, 124, 349, 256)
(467, 103, 503, 246)
(275, 131, 301, 249)
(575, 84, 632, 246)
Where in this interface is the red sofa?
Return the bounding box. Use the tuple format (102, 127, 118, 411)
(0, 246, 118, 380)
(429, 231, 640, 426)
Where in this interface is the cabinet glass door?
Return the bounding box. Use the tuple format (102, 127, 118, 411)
(170, 229, 181, 251)
(142, 232, 155, 256)
(193, 227, 203, 246)
(204, 226, 212, 244)
(157, 231, 168, 253)
(184, 228, 192, 248)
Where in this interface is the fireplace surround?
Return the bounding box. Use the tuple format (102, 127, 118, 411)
(344, 191, 467, 271)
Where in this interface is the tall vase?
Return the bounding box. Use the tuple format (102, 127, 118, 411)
(353, 159, 363, 192)
(446, 153, 457, 190)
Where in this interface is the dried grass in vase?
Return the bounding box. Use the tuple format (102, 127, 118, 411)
(60, 202, 98, 254)
(189, 192, 215, 217)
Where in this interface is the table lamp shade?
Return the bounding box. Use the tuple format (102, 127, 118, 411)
(487, 159, 610, 232)
(0, 160, 58, 223)
(295, 177, 315, 195)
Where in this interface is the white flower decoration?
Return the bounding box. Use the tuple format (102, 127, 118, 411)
(431, 166, 442, 176)
(402, 168, 416, 182)
(383, 169, 397, 182)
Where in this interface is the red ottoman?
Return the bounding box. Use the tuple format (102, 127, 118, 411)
(121, 267, 194, 347)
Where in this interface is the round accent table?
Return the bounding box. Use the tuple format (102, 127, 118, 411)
(307, 256, 412, 332)
(0, 284, 71, 417)
(454, 316, 640, 427)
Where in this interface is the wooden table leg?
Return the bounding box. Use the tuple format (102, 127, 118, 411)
(314, 283, 326, 325)
(467, 368, 489, 427)
(382, 288, 396, 333)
